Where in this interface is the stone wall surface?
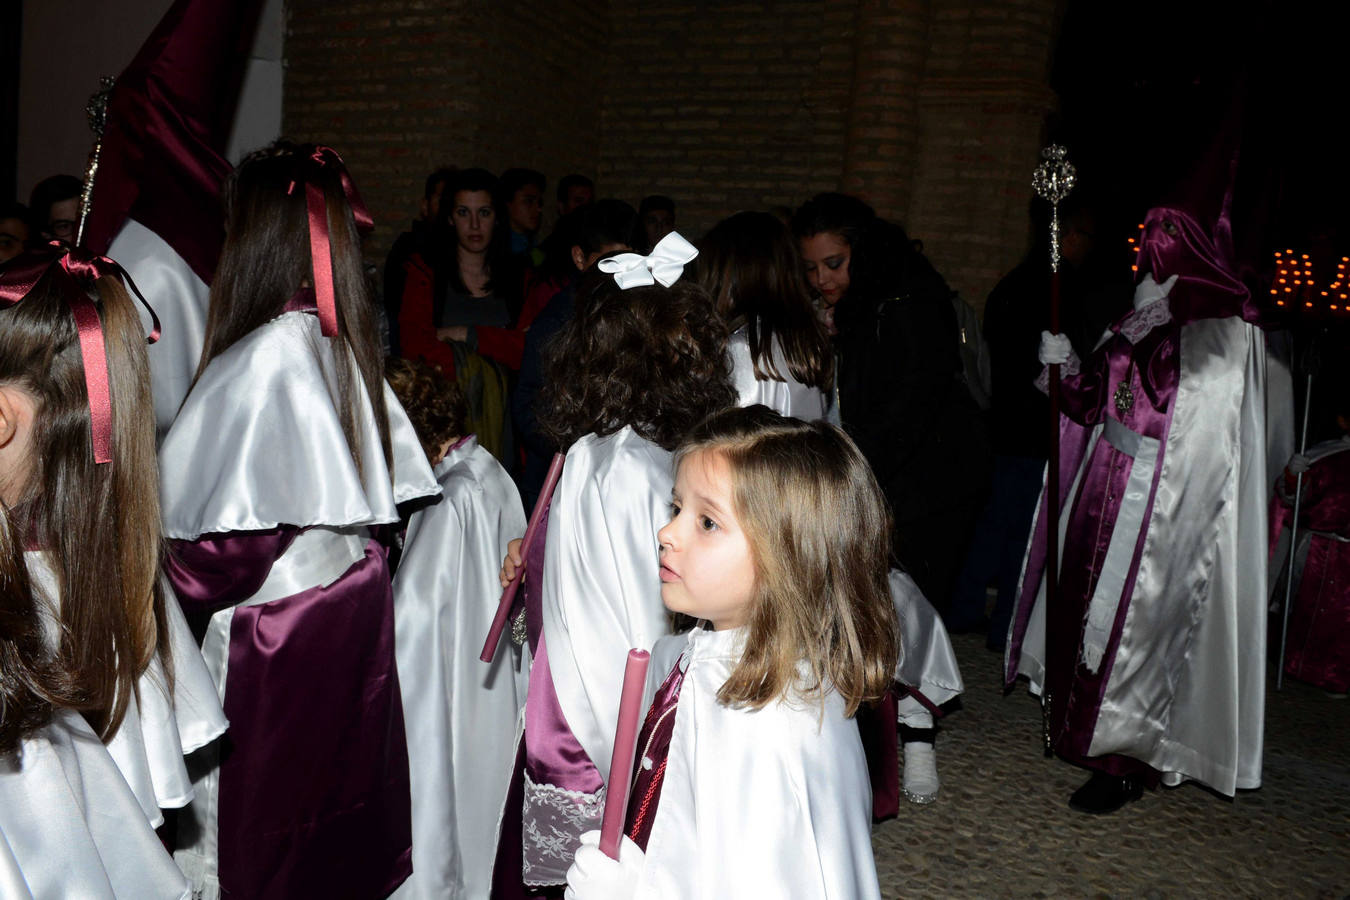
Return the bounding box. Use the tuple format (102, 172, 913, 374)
(284, 0, 1062, 311)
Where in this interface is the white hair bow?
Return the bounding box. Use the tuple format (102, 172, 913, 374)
(598, 231, 698, 289)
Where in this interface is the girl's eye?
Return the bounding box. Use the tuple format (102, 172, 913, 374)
(455, 208, 469, 217)
(826, 258, 844, 270)
(481, 208, 494, 218)
(699, 516, 718, 532)
(669, 501, 681, 517)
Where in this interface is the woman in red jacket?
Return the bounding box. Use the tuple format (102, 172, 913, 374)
(400, 167, 549, 376)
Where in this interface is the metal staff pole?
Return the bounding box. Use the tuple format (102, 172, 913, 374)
(75, 76, 115, 249)
(1276, 333, 1321, 691)
(1032, 145, 1076, 754)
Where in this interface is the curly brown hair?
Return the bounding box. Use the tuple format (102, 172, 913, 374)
(385, 356, 468, 465)
(538, 277, 737, 452)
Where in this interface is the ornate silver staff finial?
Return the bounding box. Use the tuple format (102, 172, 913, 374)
(75, 75, 116, 248)
(1032, 144, 1077, 273)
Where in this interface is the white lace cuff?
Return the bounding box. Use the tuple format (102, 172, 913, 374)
(521, 771, 606, 887)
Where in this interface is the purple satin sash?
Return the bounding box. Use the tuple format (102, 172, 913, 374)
(523, 635, 605, 797)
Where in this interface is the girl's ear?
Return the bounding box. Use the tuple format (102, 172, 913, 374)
(0, 386, 24, 448)
(0, 385, 36, 505)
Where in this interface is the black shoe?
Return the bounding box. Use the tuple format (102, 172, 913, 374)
(1068, 772, 1143, 815)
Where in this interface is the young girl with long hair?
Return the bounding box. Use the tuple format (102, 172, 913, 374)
(697, 210, 833, 419)
(497, 254, 737, 889)
(0, 253, 226, 896)
(564, 404, 898, 898)
(159, 142, 439, 899)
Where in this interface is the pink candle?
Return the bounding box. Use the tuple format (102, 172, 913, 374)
(599, 648, 651, 860)
(480, 452, 565, 663)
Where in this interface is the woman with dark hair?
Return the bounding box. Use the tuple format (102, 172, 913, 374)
(697, 210, 833, 420)
(398, 167, 537, 373)
(159, 141, 439, 899)
(793, 194, 986, 808)
(495, 261, 737, 890)
(792, 193, 990, 611)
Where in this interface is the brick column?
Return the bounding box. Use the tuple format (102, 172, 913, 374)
(904, 1, 1060, 313)
(839, 0, 932, 222)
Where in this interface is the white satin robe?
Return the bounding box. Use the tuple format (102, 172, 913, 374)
(527, 427, 672, 873)
(632, 626, 881, 899)
(0, 712, 190, 900)
(728, 327, 829, 421)
(391, 436, 527, 900)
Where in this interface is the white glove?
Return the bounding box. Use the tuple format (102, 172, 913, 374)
(1288, 453, 1313, 476)
(1038, 330, 1073, 366)
(564, 830, 645, 900)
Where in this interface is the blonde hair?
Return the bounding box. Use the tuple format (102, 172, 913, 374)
(675, 405, 898, 716)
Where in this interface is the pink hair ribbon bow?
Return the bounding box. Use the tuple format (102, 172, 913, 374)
(289, 146, 374, 338)
(598, 231, 698, 289)
(0, 242, 161, 465)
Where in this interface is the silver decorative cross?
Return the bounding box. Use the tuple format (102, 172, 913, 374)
(1032, 145, 1077, 273)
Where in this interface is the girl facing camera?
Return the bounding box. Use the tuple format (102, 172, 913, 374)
(565, 405, 898, 899)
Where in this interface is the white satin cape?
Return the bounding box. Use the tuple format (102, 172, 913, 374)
(540, 428, 673, 784)
(1013, 315, 1267, 795)
(0, 711, 190, 900)
(159, 310, 440, 540)
(24, 552, 228, 828)
(110, 218, 212, 443)
(728, 327, 829, 421)
(632, 626, 881, 899)
(390, 437, 528, 900)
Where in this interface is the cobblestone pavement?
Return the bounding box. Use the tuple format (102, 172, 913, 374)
(872, 633, 1350, 898)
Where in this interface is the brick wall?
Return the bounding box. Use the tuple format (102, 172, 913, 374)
(905, 1, 1060, 309)
(283, 0, 1061, 310)
(597, 1, 857, 237)
(286, 0, 484, 263)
